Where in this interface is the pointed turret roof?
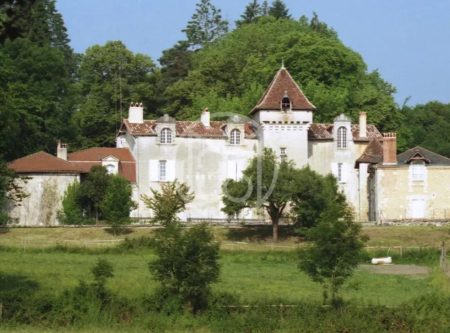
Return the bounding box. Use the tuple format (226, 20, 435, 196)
(251, 67, 316, 114)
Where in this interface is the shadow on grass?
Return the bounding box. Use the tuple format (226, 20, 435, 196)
(104, 227, 134, 236)
(226, 225, 298, 242)
(0, 273, 39, 295)
(0, 226, 9, 234)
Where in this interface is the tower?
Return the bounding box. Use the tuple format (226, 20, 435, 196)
(250, 66, 316, 167)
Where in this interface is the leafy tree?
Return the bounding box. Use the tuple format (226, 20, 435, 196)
(399, 102, 450, 157)
(78, 166, 111, 222)
(158, 40, 193, 114)
(100, 175, 136, 230)
(292, 168, 346, 229)
(166, 16, 399, 132)
(59, 181, 84, 225)
(75, 41, 158, 147)
(268, 0, 291, 19)
(150, 223, 220, 313)
(236, 0, 262, 27)
(222, 148, 300, 242)
(183, 0, 228, 49)
(298, 201, 367, 306)
(0, 0, 37, 43)
(141, 180, 195, 226)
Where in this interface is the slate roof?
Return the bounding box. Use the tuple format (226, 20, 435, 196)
(308, 124, 382, 142)
(122, 119, 257, 139)
(397, 146, 450, 166)
(8, 151, 80, 174)
(251, 67, 316, 113)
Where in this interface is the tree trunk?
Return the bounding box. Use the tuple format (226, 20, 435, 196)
(272, 217, 279, 242)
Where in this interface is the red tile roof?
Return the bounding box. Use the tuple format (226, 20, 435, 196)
(68, 147, 134, 162)
(68, 147, 136, 183)
(355, 139, 384, 167)
(251, 67, 316, 114)
(8, 151, 80, 174)
(308, 124, 382, 142)
(9, 148, 136, 183)
(122, 119, 257, 139)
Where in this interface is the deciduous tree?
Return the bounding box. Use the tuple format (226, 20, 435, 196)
(141, 180, 194, 226)
(100, 175, 136, 230)
(222, 148, 300, 242)
(298, 201, 367, 306)
(150, 223, 220, 313)
(75, 41, 158, 147)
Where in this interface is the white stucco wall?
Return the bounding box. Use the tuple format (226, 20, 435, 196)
(8, 173, 79, 226)
(132, 135, 259, 220)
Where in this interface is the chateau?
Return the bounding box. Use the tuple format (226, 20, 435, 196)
(7, 67, 450, 225)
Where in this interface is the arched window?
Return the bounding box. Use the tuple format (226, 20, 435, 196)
(337, 126, 347, 149)
(160, 128, 172, 144)
(281, 96, 290, 111)
(230, 129, 241, 145)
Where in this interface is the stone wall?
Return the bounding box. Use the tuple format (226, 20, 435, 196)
(8, 173, 79, 226)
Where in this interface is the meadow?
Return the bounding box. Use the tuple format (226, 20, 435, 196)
(0, 225, 450, 332)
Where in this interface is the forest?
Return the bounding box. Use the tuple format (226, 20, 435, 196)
(1, 0, 449, 164)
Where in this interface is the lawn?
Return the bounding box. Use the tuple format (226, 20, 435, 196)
(1, 225, 449, 332)
(0, 246, 439, 306)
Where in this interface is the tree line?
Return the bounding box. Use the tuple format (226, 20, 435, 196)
(1, 0, 449, 220)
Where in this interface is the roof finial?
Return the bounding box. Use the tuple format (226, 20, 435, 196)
(281, 58, 285, 69)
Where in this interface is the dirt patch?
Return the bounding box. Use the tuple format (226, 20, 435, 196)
(360, 264, 430, 276)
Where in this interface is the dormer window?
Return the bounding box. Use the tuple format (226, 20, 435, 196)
(337, 126, 347, 149)
(160, 128, 172, 144)
(410, 161, 426, 182)
(230, 129, 241, 145)
(281, 91, 291, 111)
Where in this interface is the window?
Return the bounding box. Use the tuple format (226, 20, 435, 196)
(281, 96, 290, 111)
(280, 147, 287, 162)
(411, 162, 426, 181)
(159, 160, 166, 181)
(230, 129, 241, 145)
(160, 128, 172, 144)
(105, 164, 116, 175)
(337, 126, 347, 149)
(338, 163, 343, 182)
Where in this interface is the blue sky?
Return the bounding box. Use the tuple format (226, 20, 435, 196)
(56, 0, 450, 106)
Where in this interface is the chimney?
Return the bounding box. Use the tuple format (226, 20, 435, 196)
(359, 112, 367, 138)
(57, 141, 67, 160)
(382, 132, 397, 165)
(201, 107, 210, 127)
(128, 102, 144, 124)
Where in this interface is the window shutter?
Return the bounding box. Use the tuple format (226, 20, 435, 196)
(149, 160, 159, 182)
(341, 163, 348, 183)
(331, 163, 338, 179)
(227, 160, 237, 180)
(167, 160, 176, 181)
(237, 160, 246, 179)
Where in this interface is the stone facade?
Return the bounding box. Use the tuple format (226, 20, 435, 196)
(118, 67, 381, 222)
(8, 173, 79, 226)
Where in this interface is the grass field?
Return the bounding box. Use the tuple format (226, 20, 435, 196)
(1, 225, 450, 332)
(1, 225, 449, 306)
(1, 224, 450, 249)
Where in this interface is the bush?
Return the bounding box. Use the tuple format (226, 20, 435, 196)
(59, 182, 84, 225)
(149, 223, 220, 313)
